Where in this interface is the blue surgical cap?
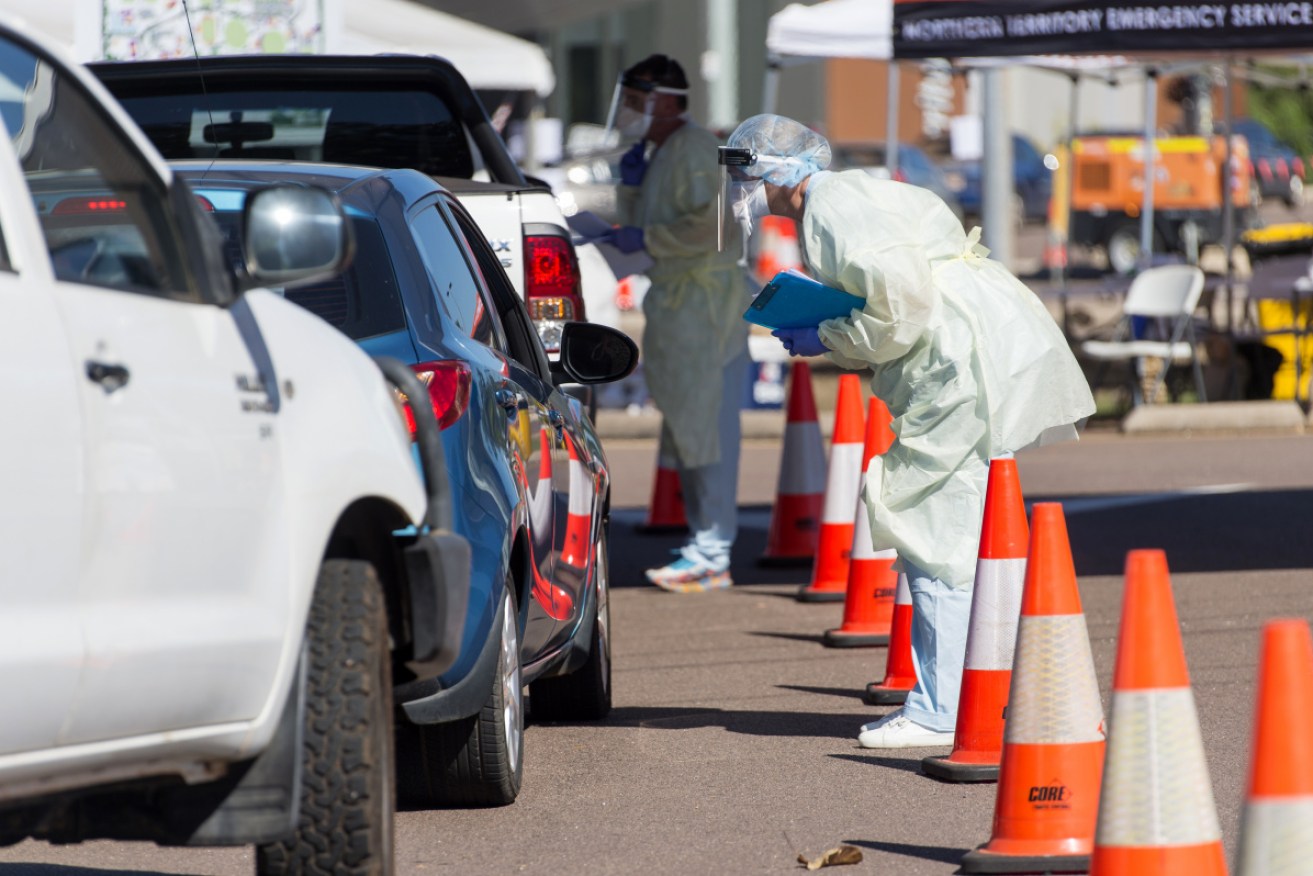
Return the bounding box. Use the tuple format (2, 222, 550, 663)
(726, 114, 831, 187)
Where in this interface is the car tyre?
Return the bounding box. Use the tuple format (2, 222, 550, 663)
(257, 560, 394, 876)
(1106, 224, 1145, 276)
(1285, 175, 1304, 209)
(407, 583, 523, 807)
(530, 524, 612, 722)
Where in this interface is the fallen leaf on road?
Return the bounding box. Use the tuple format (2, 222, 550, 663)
(796, 845, 863, 870)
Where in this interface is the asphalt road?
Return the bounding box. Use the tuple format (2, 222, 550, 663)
(3, 431, 1311, 875)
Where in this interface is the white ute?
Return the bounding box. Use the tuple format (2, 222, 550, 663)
(0, 23, 468, 876)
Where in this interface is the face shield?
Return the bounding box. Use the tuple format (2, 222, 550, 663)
(717, 146, 758, 252)
(604, 73, 689, 145)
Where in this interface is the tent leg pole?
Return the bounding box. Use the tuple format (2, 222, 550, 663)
(886, 61, 899, 175)
(1141, 69, 1159, 271)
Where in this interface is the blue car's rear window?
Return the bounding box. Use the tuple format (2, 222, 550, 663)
(211, 208, 406, 341)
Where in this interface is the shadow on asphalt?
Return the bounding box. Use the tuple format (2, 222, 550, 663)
(535, 705, 871, 739)
(1034, 487, 1313, 575)
(774, 683, 873, 703)
(0, 868, 179, 876)
(843, 838, 970, 867)
(828, 752, 928, 775)
(746, 630, 827, 645)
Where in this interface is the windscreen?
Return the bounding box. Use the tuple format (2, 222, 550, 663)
(117, 87, 475, 178)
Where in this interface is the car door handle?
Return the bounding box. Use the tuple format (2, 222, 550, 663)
(547, 408, 566, 438)
(85, 360, 130, 394)
(495, 388, 520, 419)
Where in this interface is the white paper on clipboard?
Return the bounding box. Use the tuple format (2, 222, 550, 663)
(566, 210, 653, 279)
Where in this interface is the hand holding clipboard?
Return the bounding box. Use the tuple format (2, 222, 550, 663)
(743, 269, 865, 330)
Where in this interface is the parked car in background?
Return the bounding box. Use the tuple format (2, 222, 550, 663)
(181, 161, 636, 807)
(0, 22, 469, 874)
(89, 53, 620, 346)
(541, 147, 625, 226)
(832, 141, 965, 222)
(1224, 118, 1305, 208)
(942, 133, 1054, 226)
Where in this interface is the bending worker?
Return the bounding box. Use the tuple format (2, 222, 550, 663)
(603, 54, 751, 593)
(721, 114, 1095, 748)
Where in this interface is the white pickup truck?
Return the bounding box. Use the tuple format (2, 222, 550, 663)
(0, 23, 468, 875)
(90, 53, 620, 354)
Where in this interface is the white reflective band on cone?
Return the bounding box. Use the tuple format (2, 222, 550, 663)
(1096, 688, 1221, 847)
(1005, 614, 1105, 745)
(895, 571, 911, 605)
(1238, 798, 1313, 875)
(568, 459, 593, 516)
(964, 557, 1027, 671)
(777, 421, 826, 495)
(821, 443, 865, 523)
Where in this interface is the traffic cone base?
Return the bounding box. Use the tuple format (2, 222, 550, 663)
(797, 584, 846, 603)
(863, 683, 909, 706)
(922, 669, 1011, 782)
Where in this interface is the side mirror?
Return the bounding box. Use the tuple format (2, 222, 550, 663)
(552, 322, 639, 386)
(240, 185, 353, 290)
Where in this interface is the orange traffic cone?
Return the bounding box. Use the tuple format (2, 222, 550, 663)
(560, 431, 594, 569)
(1089, 550, 1226, 875)
(760, 361, 826, 568)
(795, 373, 865, 598)
(863, 571, 916, 705)
(923, 457, 1029, 782)
(823, 397, 898, 646)
(1236, 618, 1313, 875)
(636, 431, 687, 534)
(961, 503, 1105, 875)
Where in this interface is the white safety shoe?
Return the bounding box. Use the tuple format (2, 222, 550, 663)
(857, 710, 955, 749)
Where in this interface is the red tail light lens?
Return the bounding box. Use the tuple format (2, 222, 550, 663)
(194, 195, 215, 212)
(1258, 159, 1273, 181)
(404, 360, 472, 433)
(1295, 158, 1306, 178)
(524, 233, 586, 322)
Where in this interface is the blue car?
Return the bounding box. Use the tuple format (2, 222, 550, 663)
(943, 133, 1054, 225)
(181, 162, 636, 808)
(1227, 118, 1305, 209)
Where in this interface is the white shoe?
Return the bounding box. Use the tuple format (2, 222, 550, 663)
(857, 710, 955, 749)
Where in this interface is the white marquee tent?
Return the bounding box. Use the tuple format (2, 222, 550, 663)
(5, 0, 554, 97)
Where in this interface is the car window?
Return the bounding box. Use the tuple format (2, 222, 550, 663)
(409, 205, 507, 353)
(1013, 136, 1042, 166)
(115, 88, 475, 179)
(1, 39, 195, 300)
(444, 197, 553, 382)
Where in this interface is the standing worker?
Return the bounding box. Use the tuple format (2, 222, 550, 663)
(603, 54, 751, 593)
(720, 114, 1095, 747)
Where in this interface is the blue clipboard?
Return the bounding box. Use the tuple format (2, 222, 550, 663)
(743, 270, 865, 330)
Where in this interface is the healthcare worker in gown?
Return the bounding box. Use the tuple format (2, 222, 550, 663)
(721, 114, 1095, 748)
(603, 55, 751, 593)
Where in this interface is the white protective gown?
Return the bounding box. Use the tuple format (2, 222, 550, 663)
(619, 122, 750, 468)
(809, 172, 1095, 587)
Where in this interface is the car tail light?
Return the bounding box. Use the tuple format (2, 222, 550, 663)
(1258, 159, 1273, 181)
(194, 195, 215, 212)
(52, 197, 128, 215)
(893, 168, 908, 183)
(1295, 158, 1307, 178)
(401, 360, 472, 434)
(525, 233, 586, 351)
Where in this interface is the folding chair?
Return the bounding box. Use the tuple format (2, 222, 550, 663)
(1081, 264, 1207, 406)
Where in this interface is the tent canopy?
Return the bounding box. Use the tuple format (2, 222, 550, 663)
(340, 0, 555, 96)
(767, 0, 892, 64)
(9, 0, 554, 97)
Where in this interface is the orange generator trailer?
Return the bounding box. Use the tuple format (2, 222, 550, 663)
(1057, 134, 1255, 274)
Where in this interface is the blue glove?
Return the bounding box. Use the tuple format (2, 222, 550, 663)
(609, 225, 645, 254)
(772, 326, 827, 358)
(619, 142, 648, 186)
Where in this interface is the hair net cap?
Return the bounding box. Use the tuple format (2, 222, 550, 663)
(727, 114, 831, 187)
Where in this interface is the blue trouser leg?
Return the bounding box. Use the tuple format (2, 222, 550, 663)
(678, 349, 748, 569)
(900, 561, 975, 733)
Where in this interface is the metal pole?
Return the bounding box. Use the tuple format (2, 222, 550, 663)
(886, 61, 900, 177)
(763, 61, 780, 115)
(982, 66, 1014, 267)
(1059, 72, 1079, 293)
(1140, 69, 1158, 269)
(1222, 63, 1236, 335)
(706, 0, 739, 130)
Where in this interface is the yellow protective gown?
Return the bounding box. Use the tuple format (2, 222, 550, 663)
(619, 121, 750, 468)
(809, 172, 1095, 587)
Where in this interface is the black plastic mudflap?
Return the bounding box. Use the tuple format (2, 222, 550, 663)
(403, 530, 471, 678)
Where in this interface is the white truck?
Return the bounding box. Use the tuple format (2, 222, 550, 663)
(0, 23, 468, 875)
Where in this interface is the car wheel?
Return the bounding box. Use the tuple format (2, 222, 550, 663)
(1106, 224, 1142, 276)
(257, 560, 394, 876)
(530, 524, 612, 721)
(409, 583, 523, 807)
